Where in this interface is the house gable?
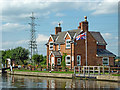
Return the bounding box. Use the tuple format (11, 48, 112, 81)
(64, 32, 71, 40)
(49, 36, 54, 42)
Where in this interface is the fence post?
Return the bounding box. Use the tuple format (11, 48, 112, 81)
(98, 66, 100, 75)
(79, 66, 80, 74)
(108, 66, 110, 74)
(103, 66, 104, 74)
(83, 67, 85, 76)
(93, 67, 95, 75)
(74, 66, 76, 75)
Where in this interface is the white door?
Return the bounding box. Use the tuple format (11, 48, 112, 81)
(51, 57, 54, 64)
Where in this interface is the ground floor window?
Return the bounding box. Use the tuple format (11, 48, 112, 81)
(102, 57, 109, 65)
(57, 58, 61, 65)
(77, 55, 81, 66)
(66, 55, 70, 65)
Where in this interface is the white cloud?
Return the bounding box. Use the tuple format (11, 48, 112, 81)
(51, 20, 63, 25)
(91, 0, 118, 15)
(101, 33, 112, 39)
(36, 34, 49, 43)
(55, 13, 65, 17)
(2, 34, 49, 55)
(1, 23, 30, 32)
(16, 40, 29, 44)
(1, 0, 118, 24)
(101, 33, 118, 40)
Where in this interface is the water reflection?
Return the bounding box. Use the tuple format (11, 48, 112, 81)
(0, 74, 119, 88)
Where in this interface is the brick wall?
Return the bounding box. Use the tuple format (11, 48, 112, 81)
(97, 45, 106, 49)
(74, 31, 97, 66)
(97, 57, 115, 66)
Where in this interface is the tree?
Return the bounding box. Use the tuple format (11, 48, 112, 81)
(32, 54, 41, 65)
(61, 53, 67, 70)
(1, 47, 29, 65)
(40, 55, 46, 65)
(13, 47, 29, 64)
(32, 54, 46, 65)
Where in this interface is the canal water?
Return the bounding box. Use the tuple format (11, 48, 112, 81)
(0, 74, 119, 89)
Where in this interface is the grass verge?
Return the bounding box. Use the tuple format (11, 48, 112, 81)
(14, 69, 74, 74)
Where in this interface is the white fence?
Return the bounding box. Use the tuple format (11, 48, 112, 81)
(74, 66, 110, 76)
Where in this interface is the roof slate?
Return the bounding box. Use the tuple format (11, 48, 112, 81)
(90, 32, 107, 45)
(97, 49, 115, 57)
(47, 29, 107, 45)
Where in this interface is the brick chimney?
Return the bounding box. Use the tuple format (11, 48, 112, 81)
(78, 16, 88, 32)
(55, 23, 62, 35)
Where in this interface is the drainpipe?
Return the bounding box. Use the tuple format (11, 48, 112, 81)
(71, 42, 72, 70)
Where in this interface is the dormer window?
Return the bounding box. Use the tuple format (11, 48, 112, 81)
(66, 39, 71, 48)
(49, 42, 53, 50)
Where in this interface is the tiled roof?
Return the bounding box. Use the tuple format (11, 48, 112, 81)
(90, 32, 107, 45)
(97, 49, 116, 57)
(55, 29, 80, 44)
(51, 34, 58, 41)
(47, 29, 107, 45)
(52, 51, 62, 57)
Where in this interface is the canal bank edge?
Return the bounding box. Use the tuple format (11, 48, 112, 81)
(8, 71, 73, 79)
(7, 71, 120, 82)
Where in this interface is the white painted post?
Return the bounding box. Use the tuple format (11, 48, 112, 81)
(103, 66, 104, 74)
(98, 66, 100, 75)
(93, 67, 95, 75)
(83, 67, 85, 76)
(10, 65, 12, 72)
(108, 66, 110, 74)
(79, 66, 80, 74)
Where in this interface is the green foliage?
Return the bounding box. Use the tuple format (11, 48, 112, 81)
(61, 53, 67, 70)
(1, 47, 29, 65)
(32, 54, 46, 65)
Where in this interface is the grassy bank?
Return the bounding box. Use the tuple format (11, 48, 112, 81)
(112, 74, 120, 76)
(14, 69, 74, 74)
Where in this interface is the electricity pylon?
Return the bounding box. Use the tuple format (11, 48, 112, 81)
(28, 12, 38, 63)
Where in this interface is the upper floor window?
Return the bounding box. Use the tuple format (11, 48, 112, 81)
(102, 57, 109, 65)
(66, 39, 71, 48)
(77, 55, 81, 66)
(66, 55, 70, 65)
(57, 58, 61, 65)
(49, 42, 53, 50)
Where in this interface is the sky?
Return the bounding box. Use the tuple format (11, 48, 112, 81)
(0, 0, 119, 56)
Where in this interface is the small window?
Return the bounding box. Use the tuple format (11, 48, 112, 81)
(49, 42, 53, 50)
(103, 57, 109, 65)
(66, 55, 70, 65)
(77, 55, 81, 66)
(66, 39, 71, 48)
(58, 44, 60, 50)
(57, 58, 61, 65)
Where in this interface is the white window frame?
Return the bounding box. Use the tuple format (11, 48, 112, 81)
(66, 39, 71, 48)
(58, 44, 60, 50)
(49, 42, 53, 50)
(57, 58, 61, 65)
(102, 57, 109, 65)
(77, 55, 81, 66)
(66, 55, 71, 65)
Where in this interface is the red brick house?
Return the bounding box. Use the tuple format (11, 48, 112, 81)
(46, 16, 115, 69)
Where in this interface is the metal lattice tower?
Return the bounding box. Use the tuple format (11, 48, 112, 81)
(29, 12, 38, 63)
